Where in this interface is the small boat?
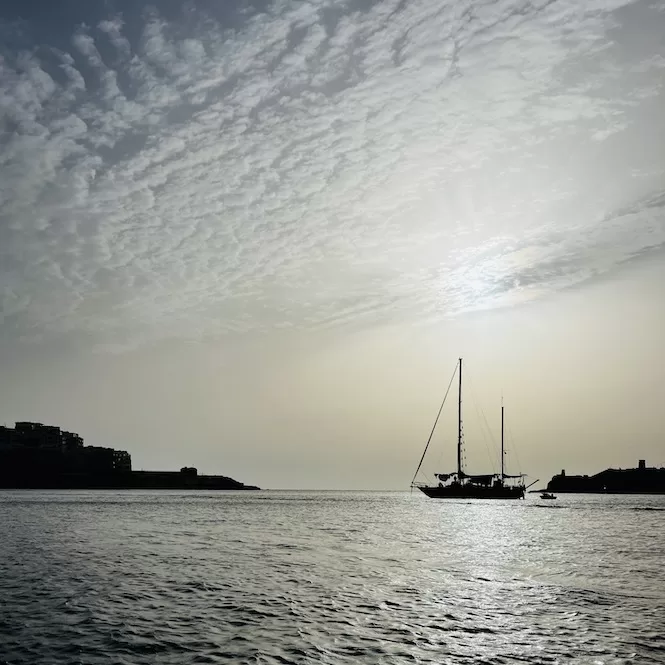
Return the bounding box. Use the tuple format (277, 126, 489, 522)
(540, 492, 557, 500)
(411, 358, 527, 499)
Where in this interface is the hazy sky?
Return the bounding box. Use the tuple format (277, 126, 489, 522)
(1, 0, 664, 489)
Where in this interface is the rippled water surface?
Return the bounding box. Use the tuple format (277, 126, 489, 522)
(1, 491, 664, 664)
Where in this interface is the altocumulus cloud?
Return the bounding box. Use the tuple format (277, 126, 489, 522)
(1, 0, 664, 348)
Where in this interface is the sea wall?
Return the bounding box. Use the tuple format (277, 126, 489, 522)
(0, 468, 259, 490)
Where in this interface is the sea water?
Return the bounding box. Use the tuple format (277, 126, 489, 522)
(1, 491, 663, 664)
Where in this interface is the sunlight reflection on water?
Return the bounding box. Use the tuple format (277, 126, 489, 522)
(1, 491, 664, 664)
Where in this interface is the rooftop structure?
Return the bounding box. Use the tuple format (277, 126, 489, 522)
(1, 422, 85, 451)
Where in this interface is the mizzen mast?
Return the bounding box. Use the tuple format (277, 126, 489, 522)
(457, 357, 463, 477)
(501, 399, 505, 484)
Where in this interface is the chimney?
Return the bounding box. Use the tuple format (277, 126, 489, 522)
(638, 459, 646, 470)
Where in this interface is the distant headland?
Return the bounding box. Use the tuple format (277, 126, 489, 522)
(546, 459, 665, 494)
(0, 422, 259, 490)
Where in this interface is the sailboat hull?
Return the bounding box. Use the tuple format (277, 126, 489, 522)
(418, 484, 525, 499)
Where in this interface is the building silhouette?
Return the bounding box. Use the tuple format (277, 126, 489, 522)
(0, 422, 131, 486)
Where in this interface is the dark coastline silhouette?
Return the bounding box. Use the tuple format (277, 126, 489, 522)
(0, 422, 259, 490)
(547, 460, 665, 494)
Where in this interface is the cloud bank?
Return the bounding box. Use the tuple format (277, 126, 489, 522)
(1, 0, 664, 347)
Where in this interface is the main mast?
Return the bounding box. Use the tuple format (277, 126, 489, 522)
(501, 401, 505, 483)
(457, 358, 463, 476)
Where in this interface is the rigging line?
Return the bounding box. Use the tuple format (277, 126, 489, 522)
(411, 361, 458, 486)
(465, 363, 500, 472)
(465, 363, 494, 446)
(433, 438, 447, 474)
(507, 420, 523, 475)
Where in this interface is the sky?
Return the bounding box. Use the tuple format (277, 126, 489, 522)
(0, 0, 664, 489)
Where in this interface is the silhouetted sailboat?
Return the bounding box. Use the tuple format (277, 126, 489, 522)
(411, 358, 527, 499)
